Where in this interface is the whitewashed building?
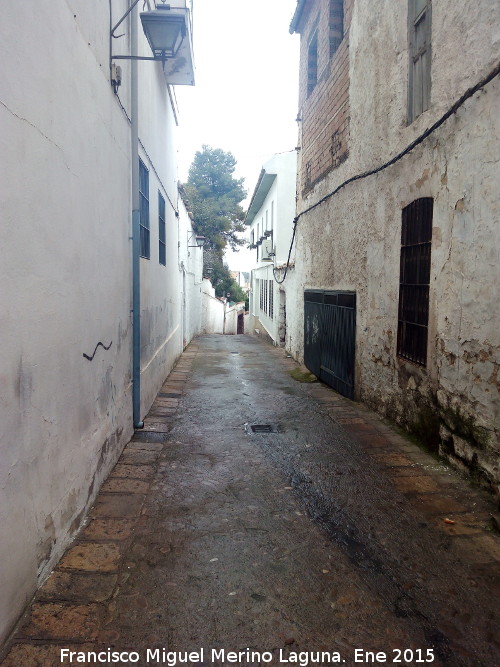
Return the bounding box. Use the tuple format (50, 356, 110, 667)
(246, 152, 298, 347)
(288, 0, 499, 491)
(0, 0, 201, 644)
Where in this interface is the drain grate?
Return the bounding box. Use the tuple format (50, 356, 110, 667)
(252, 424, 273, 433)
(158, 392, 182, 398)
(245, 423, 279, 434)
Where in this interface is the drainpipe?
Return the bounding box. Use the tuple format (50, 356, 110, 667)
(131, 3, 144, 429)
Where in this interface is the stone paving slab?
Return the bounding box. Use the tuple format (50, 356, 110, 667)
(57, 543, 122, 572)
(100, 478, 150, 495)
(17, 603, 102, 641)
(90, 493, 145, 518)
(80, 518, 136, 540)
(124, 441, 163, 452)
(141, 421, 171, 432)
(37, 572, 118, 603)
(119, 450, 160, 465)
(1, 643, 96, 667)
(109, 464, 155, 480)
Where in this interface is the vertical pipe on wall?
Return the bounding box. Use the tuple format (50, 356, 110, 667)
(131, 2, 144, 428)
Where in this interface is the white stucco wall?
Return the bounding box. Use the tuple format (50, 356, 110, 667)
(201, 281, 225, 334)
(225, 303, 246, 335)
(178, 199, 204, 347)
(247, 152, 297, 346)
(290, 0, 500, 489)
(0, 0, 199, 644)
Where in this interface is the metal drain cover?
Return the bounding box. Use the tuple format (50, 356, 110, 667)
(245, 423, 279, 434)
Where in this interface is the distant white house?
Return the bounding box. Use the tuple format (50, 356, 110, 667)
(246, 152, 298, 347)
(0, 0, 203, 645)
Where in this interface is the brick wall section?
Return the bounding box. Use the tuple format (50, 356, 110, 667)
(296, 0, 354, 196)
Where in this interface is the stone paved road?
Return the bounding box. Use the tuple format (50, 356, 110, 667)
(1, 335, 499, 667)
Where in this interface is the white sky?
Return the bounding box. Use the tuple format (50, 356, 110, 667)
(175, 0, 300, 271)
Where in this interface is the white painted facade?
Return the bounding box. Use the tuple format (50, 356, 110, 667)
(289, 0, 500, 490)
(0, 0, 202, 644)
(246, 152, 298, 346)
(201, 280, 225, 334)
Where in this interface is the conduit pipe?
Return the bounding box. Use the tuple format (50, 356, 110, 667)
(131, 2, 144, 429)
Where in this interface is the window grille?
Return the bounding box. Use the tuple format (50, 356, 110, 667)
(158, 192, 166, 266)
(139, 159, 150, 259)
(397, 198, 433, 366)
(408, 0, 431, 122)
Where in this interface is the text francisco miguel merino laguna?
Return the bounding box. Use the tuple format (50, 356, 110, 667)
(60, 648, 349, 665)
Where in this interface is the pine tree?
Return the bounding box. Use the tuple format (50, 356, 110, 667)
(183, 145, 246, 251)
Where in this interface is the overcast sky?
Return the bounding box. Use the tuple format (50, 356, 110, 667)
(175, 0, 300, 270)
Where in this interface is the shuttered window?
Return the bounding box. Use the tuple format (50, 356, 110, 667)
(329, 0, 344, 57)
(158, 192, 166, 266)
(139, 159, 150, 259)
(307, 29, 318, 96)
(408, 0, 431, 122)
(397, 198, 433, 366)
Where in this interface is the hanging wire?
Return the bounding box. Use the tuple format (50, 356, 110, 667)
(272, 60, 500, 285)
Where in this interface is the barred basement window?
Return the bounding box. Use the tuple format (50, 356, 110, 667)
(397, 198, 433, 366)
(307, 29, 318, 96)
(139, 159, 150, 259)
(158, 192, 166, 266)
(329, 0, 344, 57)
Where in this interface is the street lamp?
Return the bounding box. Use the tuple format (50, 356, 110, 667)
(187, 233, 207, 248)
(140, 4, 186, 61)
(111, 1, 190, 64)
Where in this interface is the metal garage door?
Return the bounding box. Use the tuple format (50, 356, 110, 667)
(304, 290, 356, 399)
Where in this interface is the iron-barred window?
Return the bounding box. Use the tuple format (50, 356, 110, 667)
(139, 159, 150, 259)
(397, 198, 433, 366)
(158, 192, 166, 266)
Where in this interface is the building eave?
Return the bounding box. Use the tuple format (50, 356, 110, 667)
(245, 170, 277, 226)
(289, 0, 307, 34)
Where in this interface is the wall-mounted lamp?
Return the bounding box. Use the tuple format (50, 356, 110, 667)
(188, 233, 207, 248)
(111, 1, 190, 66)
(140, 4, 186, 61)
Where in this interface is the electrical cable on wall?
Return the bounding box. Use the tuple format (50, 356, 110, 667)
(273, 60, 500, 285)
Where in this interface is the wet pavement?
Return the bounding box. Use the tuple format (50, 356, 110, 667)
(1, 334, 499, 667)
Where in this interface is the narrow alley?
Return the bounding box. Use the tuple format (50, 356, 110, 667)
(2, 335, 499, 667)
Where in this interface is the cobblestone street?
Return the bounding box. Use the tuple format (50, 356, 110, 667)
(1, 335, 499, 667)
